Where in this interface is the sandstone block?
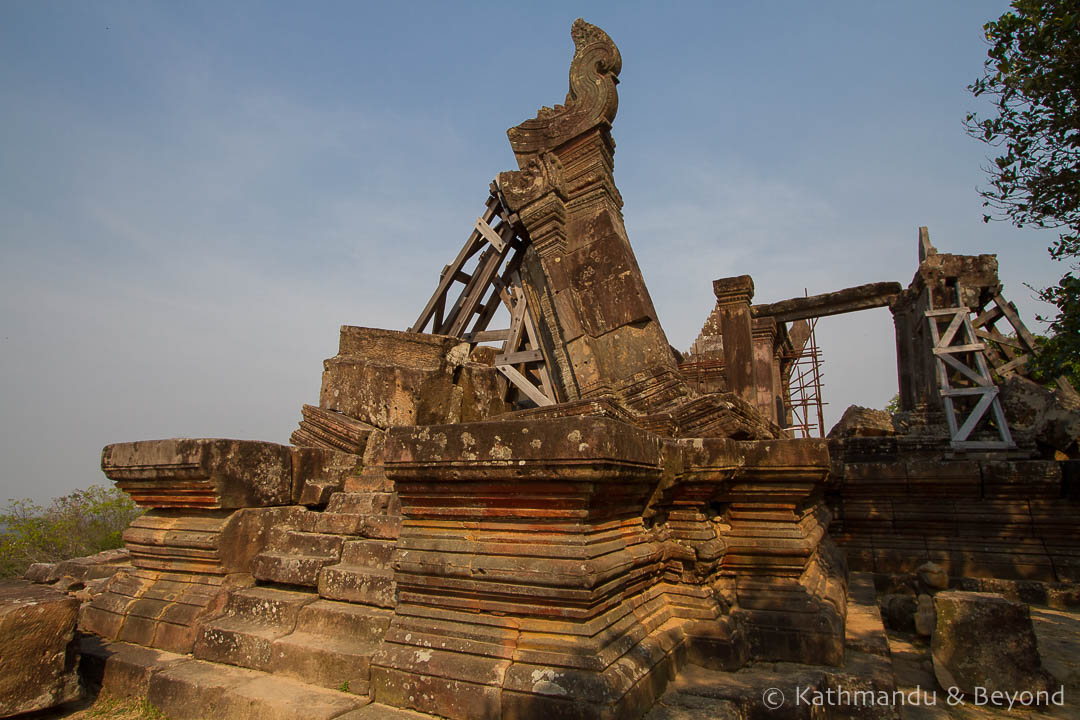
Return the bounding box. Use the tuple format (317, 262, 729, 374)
(318, 565, 396, 607)
(827, 405, 898, 438)
(319, 327, 470, 429)
(879, 594, 917, 633)
(78, 636, 187, 700)
(147, 657, 362, 720)
(193, 586, 316, 672)
(290, 447, 362, 505)
(917, 561, 949, 592)
(932, 591, 1054, 696)
(914, 594, 935, 637)
(0, 580, 82, 717)
(102, 438, 294, 509)
(1000, 374, 1080, 456)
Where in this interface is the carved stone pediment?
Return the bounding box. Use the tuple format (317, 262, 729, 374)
(506, 18, 621, 163)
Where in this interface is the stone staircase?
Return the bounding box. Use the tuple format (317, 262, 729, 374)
(252, 523, 344, 586)
(82, 636, 430, 720)
(194, 586, 316, 674)
(192, 482, 402, 699)
(193, 585, 393, 696)
(318, 532, 397, 607)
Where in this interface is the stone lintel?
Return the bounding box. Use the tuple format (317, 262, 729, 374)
(336, 325, 463, 367)
(752, 281, 902, 323)
(102, 439, 360, 510)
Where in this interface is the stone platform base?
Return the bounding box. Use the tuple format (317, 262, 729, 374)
(76, 574, 887, 720)
(645, 573, 896, 720)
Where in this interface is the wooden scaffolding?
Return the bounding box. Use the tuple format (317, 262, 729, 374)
(409, 182, 556, 407)
(782, 316, 826, 439)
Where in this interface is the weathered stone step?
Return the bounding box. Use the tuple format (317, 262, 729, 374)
(271, 631, 378, 695)
(218, 585, 317, 622)
(266, 529, 346, 556)
(193, 613, 289, 672)
(193, 586, 318, 671)
(84, 638, 366, 720)
(251, 552, 340, 587)
(318, 565, 396, 607)
(341, 539, 396, 570)
(240, 598, 391, 693)
(251, 530, 347, 586)
(297, 598, 394, 644)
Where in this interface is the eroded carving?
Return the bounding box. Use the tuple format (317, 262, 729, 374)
(506, 18, 622, 162)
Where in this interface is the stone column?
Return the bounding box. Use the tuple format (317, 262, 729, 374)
(751, 317, 779, 423)
(713, 276, 757, 408)
(892, 306, 916, 412)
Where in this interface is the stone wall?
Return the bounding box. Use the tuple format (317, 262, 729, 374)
(828, 436, 1079, 584)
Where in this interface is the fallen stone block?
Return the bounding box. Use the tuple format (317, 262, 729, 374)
(827, 405, 898, 438)
(917, 561, 948, 592)
(932, 591, 1054, 697)
(0, 580, 82, 717)
(879, 594, 917, 633)
(1000, 374, 1080, 457)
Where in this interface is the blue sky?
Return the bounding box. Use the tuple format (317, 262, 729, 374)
(1, 1, 1063, 503)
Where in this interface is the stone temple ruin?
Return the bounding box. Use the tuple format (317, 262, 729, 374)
(5, 18, 1080, 720)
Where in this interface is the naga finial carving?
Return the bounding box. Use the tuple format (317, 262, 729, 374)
(506, 18, 622, 162)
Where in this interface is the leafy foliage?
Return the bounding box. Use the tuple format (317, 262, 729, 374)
(966, 0, 1080, 386)
(1027, 273, 1080, 388)
(966, 0, 1080, 258)
(0, 484, 142, 577)
(884, 393, 901, 414)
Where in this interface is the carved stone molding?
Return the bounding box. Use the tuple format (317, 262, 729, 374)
(506, 18, 621, 163)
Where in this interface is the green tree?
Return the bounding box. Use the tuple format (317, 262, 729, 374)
(965, 0, 1080, 388)
(0, 484, 142, 577)
(1028, 274, 1080, 388)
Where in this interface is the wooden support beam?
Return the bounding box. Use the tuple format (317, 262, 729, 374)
(974, 328, 1024, 350)
(496, 365, 553, 407)
(409, 195, 499, 333)
(751, 281, 902, 323)
(937, 351, 993, 386)
(995, 354, 1029, 376)
(972, 304, 1005, 328)
(933, 343, 986, 355)
(495, 349, 544, 365)
(475, 216, 507, 252)
(993, 293, 1038, 349)
(468, 329, 509, 343)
